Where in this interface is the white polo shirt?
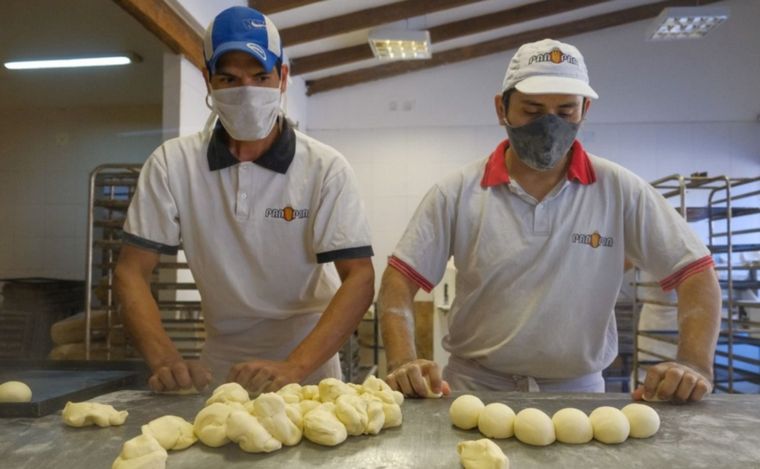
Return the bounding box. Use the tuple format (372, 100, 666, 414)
(123, 119, 373, 382)
(390, 139, 712, 380)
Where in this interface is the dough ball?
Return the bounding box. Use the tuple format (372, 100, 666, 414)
(551, 408, 592, 444)
(382, 402, 403, 429)
(335, 394, 369, 436)
(449, 395, 485, 430)
(318, 378, 356, 403)
(621, 403, 660, 438)
(141, 415, 197, 451)
(477, 403, 515, 439)
(589, 406, 630, 444)
(205, 382, 249, 406)
(300, 385, 320, 401)
(226, 410, 281, 453)
(112, 433, 167, 469)
(285, 403, 304, 431)
(514, 408, 555, 446)
(62, 401, 128, 427)
(193, 402, 234, 447)
(360, 394, 386, 435)
(457, 438, 510, 469)
(276, 383, 303, 404)
(423, 376, 442, 399)
(0, 381, 32, 403)
(299, 399, 321, 416)
(362, 375, 393, 392)
(252, 393, 302, 446)
(392, 390, 405, 406)
(303, 403, 348, 446)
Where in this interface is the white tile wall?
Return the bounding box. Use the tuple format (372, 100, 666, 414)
(0, 105, 162, 279)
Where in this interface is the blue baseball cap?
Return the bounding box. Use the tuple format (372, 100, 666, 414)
(203, 6, 282, 74)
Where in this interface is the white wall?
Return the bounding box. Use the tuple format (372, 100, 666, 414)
(0, 105, 162, 279)
(306, 0, 760, 292)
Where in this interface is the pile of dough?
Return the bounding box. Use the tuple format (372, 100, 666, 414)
(514, 408, 555, 446)
(112, 433, 167, 469)
(478, 403, 515, 439)
(251, 393, 302, 446)
(226, 410, 282, 453)
(449, 395, 485, 430)
(141, 415, 197, 451)
(205, 382, 249, 406)
(551, 408, 592, 444)
(589, 406, 630, 444)
(621, 403, 660, 438)
(62, 401, 128, 427)
(303, 403, 348, 446)
(0, 381, 32, 403)
(457, 438, 509, 469)
(193, 402, 236, 447)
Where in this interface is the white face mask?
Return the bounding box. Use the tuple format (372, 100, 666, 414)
(208, 85, 281, 141)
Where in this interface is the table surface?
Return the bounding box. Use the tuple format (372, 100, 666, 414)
(1, 391, 758, 469)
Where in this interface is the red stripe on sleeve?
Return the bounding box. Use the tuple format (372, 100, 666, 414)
(659, 255, 715, 291)
(388, 255, 435, 293)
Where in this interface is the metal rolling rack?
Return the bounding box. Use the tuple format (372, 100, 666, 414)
(84, 164, 205, 360)
(632, 174, 760, 393)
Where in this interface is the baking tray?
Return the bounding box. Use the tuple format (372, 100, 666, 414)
(0, 359, 146, 418)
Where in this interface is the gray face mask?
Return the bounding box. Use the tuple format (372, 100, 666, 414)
(504, 113, 580, 171)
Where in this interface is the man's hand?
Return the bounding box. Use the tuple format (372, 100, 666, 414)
(148, 359, 212, 393)
(227, 359, 305, 395)
(632, 361, 712, 403)
(385, 358, 451, 398)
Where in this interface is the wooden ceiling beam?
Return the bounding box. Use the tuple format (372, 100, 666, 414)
(281, 0, 481, 47)
(112, 0, 204, 70)
(249, 0, 322, 15)
(290, 0, 607, 76)
(306, 0, 718, 95)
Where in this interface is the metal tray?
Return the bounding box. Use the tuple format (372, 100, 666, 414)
(0, 360, 144, 418)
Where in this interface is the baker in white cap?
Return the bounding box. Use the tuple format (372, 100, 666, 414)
(378, 39, 720, 402)
(115, 6, 374, 394)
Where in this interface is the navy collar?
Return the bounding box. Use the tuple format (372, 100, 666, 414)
(207, 118, 296, 174)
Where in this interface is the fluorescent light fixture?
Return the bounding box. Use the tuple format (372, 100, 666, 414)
(369, 29, 431, 60)
(4, 54, 138, 70)
(647, 6, 729, 41)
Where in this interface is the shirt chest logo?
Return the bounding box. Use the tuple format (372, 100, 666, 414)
(571, 231, 613, 249)
(264, 206, 309, 222)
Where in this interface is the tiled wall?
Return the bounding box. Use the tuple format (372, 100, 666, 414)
(0, 105, 162, 279)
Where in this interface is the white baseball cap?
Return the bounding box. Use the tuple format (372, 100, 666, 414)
(502, 38, 598, 99)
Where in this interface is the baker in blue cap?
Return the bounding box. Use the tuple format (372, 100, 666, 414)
(116, 6, 375, 395)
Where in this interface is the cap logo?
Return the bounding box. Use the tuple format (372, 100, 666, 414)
(246, 42, 267, 62)
(243, 18, 267, 29)
(528, 47, 578, 66)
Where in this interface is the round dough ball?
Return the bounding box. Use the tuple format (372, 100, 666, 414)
(514, 408, 555, 446)
(551, 408, 592, 444)
(477, 403, 515, 439)
(0, 381, 32, 403)
(621, 403, 660, 438)
(457, 438, 510, 469)
(589, 406, 630, 444)
(449, 395, 485, 430)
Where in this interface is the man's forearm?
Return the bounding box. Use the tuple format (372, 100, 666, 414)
(377, 267, 419, 371)
(675, 267, 721, 375)
(286, 263, 374, 379)
(114, 266, 181, 371)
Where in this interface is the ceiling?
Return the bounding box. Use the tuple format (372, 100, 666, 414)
(0, 0, 721, 110)
(255, 0, 718, 94)
(0, 0, 165, 110)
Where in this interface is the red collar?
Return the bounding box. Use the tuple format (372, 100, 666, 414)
(480, 139, 597, 188)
